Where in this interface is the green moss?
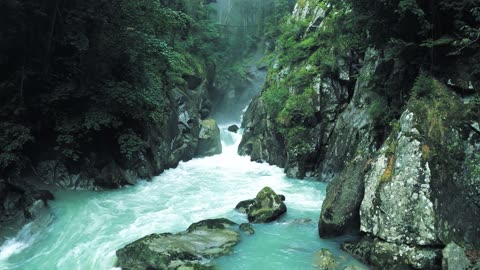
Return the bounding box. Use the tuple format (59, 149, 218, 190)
(409, 74, 468, 146)
(277, 87, 316, 125)
(262, 85, 289, 116)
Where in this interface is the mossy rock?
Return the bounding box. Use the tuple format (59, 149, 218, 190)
(116, 218, 240, 270)
(187, 218, 236, 232)
(247, 187, 287, 223)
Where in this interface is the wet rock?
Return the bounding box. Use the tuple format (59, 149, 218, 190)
(278, 194, 286, 201)
(313, 249, 338, 270)
(342, 237, 441, 269)
(186, 218, 236, 232)
(318, 50, 378, 237)
(235, 199, 255, 214)
(284, 218, 312, 225)
(0, 180, 54, 243)
(227, 125, 239, 133)
(359, 110, 439, 246)
(238, 95, 287, 168)
(247, 187, 287, 223)
(116, 218, 240, 270)
(442, 243, 470, 270)
(239, 223, 255, 235)
(195, 119, 222, 157)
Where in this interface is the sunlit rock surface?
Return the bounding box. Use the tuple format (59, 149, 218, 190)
(116, 219, 240, 270)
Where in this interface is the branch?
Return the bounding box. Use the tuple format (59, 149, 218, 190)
(451, 30, 480, 55)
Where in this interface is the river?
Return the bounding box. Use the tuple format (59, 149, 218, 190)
(0, 127, 367, 270)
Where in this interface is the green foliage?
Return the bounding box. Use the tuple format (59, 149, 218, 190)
(411, 73, 436, 97)
(285, 66, 318, 89)
(467, 152, 480, 179)
(0, 0, 228, 176)
(262, 85, 289, 116)
(118, 132, 144, 160)
(368, 96, 390, 126)
(0, 123, 34, 171)
(409, 75, 468, 146)
(277, 87, 316, 125)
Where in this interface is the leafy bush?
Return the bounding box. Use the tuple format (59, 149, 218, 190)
(118, 132, 144, 160)
(0, 123, 34, 171)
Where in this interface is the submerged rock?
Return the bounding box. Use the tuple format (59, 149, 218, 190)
(195, 119, 222, 157)
(239, 223, 255, 235)
(313, 249, 338, 270)
(284, 218, 312, 225)
(235, 187, 287, 223)
(116, 218, 240, 270)
(227, 125, 239, 133)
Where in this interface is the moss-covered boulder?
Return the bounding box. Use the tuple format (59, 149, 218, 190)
(116, 218, 240, 270)
(235, 187, 286, 223)
(195, 119, 222, 157)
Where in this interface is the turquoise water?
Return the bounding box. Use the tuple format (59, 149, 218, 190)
(0, 128, 367, 270)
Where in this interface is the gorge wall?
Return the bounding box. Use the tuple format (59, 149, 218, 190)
(239, 0, 480, 268)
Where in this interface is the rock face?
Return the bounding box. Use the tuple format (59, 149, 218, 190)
(116, 218, 240, 270)
(341, 79, 480, 268)
(237, 1, 480, 268)
(360, 109, 438, 246)
(319, 49, 378, 237)
(196, 119, 222, 157)
(238, 95, 287, 167)
(235, 187, 287, 223)
(0, 179, 53, 240)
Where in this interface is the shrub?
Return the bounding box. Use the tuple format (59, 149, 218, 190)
(262, 85, 289, 116)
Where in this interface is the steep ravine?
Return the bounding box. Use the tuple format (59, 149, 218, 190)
(0, 127, 368, 270)
(239, 0, 480, 269)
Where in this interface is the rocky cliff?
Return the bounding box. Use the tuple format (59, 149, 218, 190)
(239, 0, 480, 268)
(0, 0, 224, 238)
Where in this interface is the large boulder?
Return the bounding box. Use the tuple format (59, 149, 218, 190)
(195, 119, 222, 157)
(360, 110, 439, 246)
(235, 187, 287, 223)
(116, 218, 240, 270)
